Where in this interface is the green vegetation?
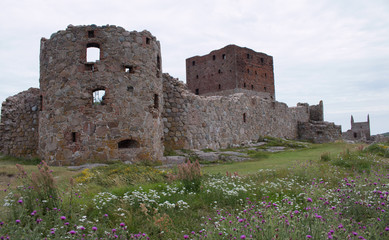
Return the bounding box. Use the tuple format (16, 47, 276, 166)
(0, 140, 388, 239)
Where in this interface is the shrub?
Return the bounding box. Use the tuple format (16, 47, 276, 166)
(320, 152, 331, 162)
(364, 143, 389, 157)
(177, 160, 202, 192)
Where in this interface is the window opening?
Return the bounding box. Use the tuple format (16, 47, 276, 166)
(146, 37, 151, 44)
(154, 94, 159, 109)
(251, 85, 254, 90)
(118, 139, 140, 149)
(85, 63, 95, 71)
(72, 132, 77, 142)
(212, 55, 216, 60)
(86, 43, 100, 62)
(157, 55, 161, 70)
(265, 73, 267, 77)
(247, 54, 250, 59)
(247, 69, 250, 73)
(196, 75, 199, 79)
(88, 30, 95, 38)
(124, 65, 135, 73)
(264, 87, 267, 91)
(93, 89, 106, 105)
(260, 58, 264, 63)
(218, 84, 221, 90)
(195, 89, 199, 95)
(39, 95, 43, 111)
(218, 69, 221, 74)
(244, 83, 246, 88)
(192, 61, 195, 66)
(353, 133, 357, 138)
(255, 71, 257, 75)
(222, 54, 226, 59)
(127, 86, 134, 92)
(243, 113, 246, 123)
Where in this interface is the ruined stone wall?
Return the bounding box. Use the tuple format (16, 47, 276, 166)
(298, 121, 342, 143)
(163, 74, 311, 150)
(186, 45, 275, 99)
(39, 25, 163, 165)
(343, 115, 371, 141)
(0, 88, 40, 158)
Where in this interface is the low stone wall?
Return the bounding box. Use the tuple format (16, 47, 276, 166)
(163, 74, 312, 150)
(298, 120, 342, 143)
(0, 88, 40, 158)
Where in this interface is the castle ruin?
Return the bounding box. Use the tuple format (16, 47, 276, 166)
(343, 115, 371, 142)
(0, 25, 342, 165)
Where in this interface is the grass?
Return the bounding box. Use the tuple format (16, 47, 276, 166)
(0, 140, 388, 239)
(203, 142, 355, 175)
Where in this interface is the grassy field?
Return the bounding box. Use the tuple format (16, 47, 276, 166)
(203, 141, 357, 175)
(0, 140, 388, 239)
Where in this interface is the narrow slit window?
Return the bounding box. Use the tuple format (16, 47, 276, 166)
(39, 95, 43, 111)
(243, 113, 246, 123)
(118, 139, 140, 149)
(222, 54, 226, 60)
(195, 89, 199, 95)
(218, 69, 221, 74)
(218, 84, 221, 90)
(251, 85, 254, 90)
(93, 89, 106, 105)
(264, 87, 267, 91)
(244, 83, 246, 88)
(260, 58, 264, 63)
(192, 61, 195, 66)
(154, 94, 159, 109)
(86, 43, 100, 62)
(72, 132, 77, 142)
(146, 37, 151, 44)
(247, 54, 250, 59)
(157, 55, 161, 70)
(212, 55, 216, 60)
(196, 75, 199, 79)
(247, 69, 250, 73)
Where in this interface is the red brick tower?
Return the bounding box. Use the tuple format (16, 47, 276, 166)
(186, 45, 275, 100)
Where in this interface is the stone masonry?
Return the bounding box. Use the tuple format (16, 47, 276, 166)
(0, 88, 40, 158)
(0, 25, 342, 165)
(343, 115, 371, 142)
(38, 25, 163, 165)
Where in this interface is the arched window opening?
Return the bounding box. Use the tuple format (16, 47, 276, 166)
(118, 139, 140, 149)
(93, 89, 106, 105)
(86, 43, 100, 62)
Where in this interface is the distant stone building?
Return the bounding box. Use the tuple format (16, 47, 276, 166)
(186, 45, 275, 100)
(343, 115, 371, 141)
(0, 25, 342, 165)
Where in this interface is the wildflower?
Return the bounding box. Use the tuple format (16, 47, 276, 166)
(36, 218, 42, 223)
(17, 199, 23, 204)
(112, 229, 116, 233)
(60, 216, 66, 220)
(240, 235, 246, 239)
(184, 235, 189, 239)
(120, 222, 125, 227)
(307, 198, 313, 202)
(92, 226, 97, 231)
(306, 235, 312, 238)
(385, 227, 389, 231)
(15, 220, 20, 224)
(69, 230, 76, 235)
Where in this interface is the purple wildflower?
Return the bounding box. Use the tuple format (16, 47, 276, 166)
(241, 235, 246, 239)
(92, 226, 97, 231)
(184, 235, 189, 239)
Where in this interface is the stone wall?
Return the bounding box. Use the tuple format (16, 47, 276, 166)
(39, 25, 164, 165)
(0, 88, 40, 158)
(163, 74, 315, 150)
(298, 120, 342, 143)
(343, 115, 371, 141)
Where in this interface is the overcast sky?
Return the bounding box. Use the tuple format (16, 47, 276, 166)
(0, 0, 388, 134)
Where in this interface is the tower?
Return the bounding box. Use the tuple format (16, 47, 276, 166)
(39, 25, 163, 165)
(186, 45, 275, 99)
